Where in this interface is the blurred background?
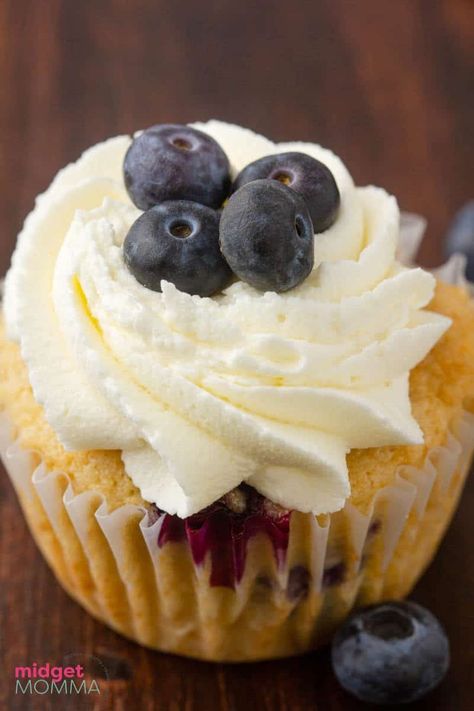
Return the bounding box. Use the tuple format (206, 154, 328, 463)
(0, 1, 473, 710)
(1, 0, 473, 271)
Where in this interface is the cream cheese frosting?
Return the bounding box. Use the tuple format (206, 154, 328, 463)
(3, 121, 451, 517)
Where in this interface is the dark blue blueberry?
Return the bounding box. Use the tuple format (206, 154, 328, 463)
(123, 201, 233, 297)
(219, 179, 314, 292)
(232, 152, 340, 233)
(331, 601, 450, 705)
(124, 124, 231, 211)
(254, 575, 274, 592)
(322, 561, 346, 588)
(368, 519, 382, 537)
(444, 201, 474, 280)
(287, 565, 311, 602)
(147, 504, 162, 525)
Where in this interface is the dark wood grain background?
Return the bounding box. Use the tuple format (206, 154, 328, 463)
(1, 1, 473, 709)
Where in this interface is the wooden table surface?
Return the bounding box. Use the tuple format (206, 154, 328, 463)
(1, 1, 473, 709)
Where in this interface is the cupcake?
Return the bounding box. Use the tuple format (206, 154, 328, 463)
(1, 121, 473, 662)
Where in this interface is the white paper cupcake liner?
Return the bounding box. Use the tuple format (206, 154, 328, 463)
(1, 214, 473, 660)
(1, 406, 473, 660)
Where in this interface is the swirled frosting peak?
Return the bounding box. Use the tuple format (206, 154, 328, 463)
(3, 121, 451, 517)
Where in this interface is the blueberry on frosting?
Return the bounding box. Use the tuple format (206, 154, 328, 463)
(121, 125, 343, 296)
(124, 124, 231, 211)
(233, 151, 340, 233)
(219, 179, 314, 292)
(123, 201, 233, 297)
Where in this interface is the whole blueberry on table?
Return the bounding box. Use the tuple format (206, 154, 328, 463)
(123, 201, 233, 297)
(444, 200, 474, 281)
(232, 152, 340, 233)
(123, 124, 231, 210)
(220, 179, 314, 293)
(331, 601, 450, 705)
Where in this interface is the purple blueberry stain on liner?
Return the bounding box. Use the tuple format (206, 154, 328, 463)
(151, 485, 291, 588)
(287, 565, 311, 602)
(367, 518, 381, 537)
(322, 561, 346, 588)
(254, 575, 274, 591)
(148, 502, 378, 590)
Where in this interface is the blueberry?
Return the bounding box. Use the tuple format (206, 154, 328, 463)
(444, 201, 474, 281)
(220, 180, 314, 292)
(322, 561, 346, 588)
(123, 201, 233, 297)
(124, 124, 231, 211)
(331, 601, 450, 705)
(233, 152, 340, 232)
(287, 566, 311, 602)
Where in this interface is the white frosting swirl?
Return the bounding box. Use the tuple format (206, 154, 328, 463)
(3, 121, 450, 517)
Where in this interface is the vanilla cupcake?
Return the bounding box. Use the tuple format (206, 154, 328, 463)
(1, 121, 473, 661)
